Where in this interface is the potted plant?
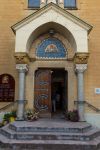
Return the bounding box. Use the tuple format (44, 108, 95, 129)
(25, 109, 39, 121)
(3, 111, 16, 124)
(66, 110, 79, 122)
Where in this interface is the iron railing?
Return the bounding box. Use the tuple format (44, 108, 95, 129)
(0, 100, 18, 113)
(74, 100, 100, 113)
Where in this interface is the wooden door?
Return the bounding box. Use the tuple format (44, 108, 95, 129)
(34, 69, 51, 114)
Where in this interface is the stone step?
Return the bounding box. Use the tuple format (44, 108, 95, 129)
(1, 126, 100, 141)
(9, 121, 92, 133)
(0, 120, 100, 150)
(0, 134, 100, 150)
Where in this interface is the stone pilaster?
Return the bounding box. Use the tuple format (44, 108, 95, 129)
(16, 64, 28, 120)
(40, 0, 46, 8)
(32, 67, 38, 109)
(59, 0, 64, 8)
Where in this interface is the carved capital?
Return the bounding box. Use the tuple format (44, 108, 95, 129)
(14, 52, 30, 64)
(74, 53, 89, 64)
(16, 64, 28, 73)
(75, 64, 87, 73)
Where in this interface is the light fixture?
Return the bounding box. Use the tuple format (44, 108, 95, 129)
(49, 29, 55, 36)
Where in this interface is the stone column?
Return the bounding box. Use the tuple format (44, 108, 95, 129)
(32, 67, 38, 109)
(59, 0, 64, 8)
(14, 52, 30, 120)
(40, 0, 45, 8)
(47, 0, 57, 4)
(16, 64, 28, 120)
(75, 64, 87, 121)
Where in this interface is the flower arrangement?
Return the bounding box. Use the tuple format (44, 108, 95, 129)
(66, 110, 79, 122)
(25, 109, 39, 121)
(3, 111, 16, 123)
(0, 110, 17, 127)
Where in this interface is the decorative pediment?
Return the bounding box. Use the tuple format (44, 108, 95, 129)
(11, 2, 92, 54)
(12, 3, 92, 33)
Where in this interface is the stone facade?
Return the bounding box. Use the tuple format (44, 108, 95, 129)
(0, 0, 100, 125)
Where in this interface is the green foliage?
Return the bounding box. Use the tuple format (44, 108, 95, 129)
(3, 111, 16, 122)
(25, 109, 39, 121)
(66, 110, 79, 122)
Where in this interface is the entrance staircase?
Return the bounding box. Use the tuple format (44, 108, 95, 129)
(0, 119, 100, 150)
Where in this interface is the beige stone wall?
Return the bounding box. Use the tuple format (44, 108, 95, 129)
(0, 0, 36, 109)
(78, 1, 100, 109)
(0, 0, 100, 112)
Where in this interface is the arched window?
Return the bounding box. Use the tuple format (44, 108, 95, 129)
(64, 0, 76, 8)
(28, 0, 40, 8)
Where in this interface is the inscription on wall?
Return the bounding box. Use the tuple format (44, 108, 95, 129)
(0, 74, 15, 102)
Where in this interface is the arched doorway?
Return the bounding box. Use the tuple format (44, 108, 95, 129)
(34, 68, 68, 118)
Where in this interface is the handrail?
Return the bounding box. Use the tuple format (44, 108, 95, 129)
(74, 100, 100, 113)
(0, 100, 18, 112)
(85, 101, 100, 113)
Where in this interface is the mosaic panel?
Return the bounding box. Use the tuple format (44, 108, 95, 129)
(36, 38, 67, 58)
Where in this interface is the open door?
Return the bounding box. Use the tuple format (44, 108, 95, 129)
(34, 69, 51, 117)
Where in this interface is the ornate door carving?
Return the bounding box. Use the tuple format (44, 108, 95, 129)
(34, 69, 51, 113)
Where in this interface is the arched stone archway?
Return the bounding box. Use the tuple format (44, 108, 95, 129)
(26, 22, 77, 53)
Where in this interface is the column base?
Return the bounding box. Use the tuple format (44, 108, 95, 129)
(79, 119, 86, 122)
(16, 117, 25, 121)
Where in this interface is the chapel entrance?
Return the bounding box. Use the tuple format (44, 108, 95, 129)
(51, 69, 67, 117)
(34, 69, 68, 118)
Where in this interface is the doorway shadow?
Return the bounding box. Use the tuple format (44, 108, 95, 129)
(51, 69, 68, 118)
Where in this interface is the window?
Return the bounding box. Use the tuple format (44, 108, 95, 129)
(64, 0, 76, 8)
(28, 0, 40, 8)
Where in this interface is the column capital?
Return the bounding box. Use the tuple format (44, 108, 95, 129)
(74, 52, 89, 64)
(16, 64, 29, 73)
(14, 52, 30, 64)
(75, 64, 87, 73)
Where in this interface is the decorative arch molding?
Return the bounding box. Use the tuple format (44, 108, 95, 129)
(12, 3, 92, 54)
(26, 22, 76, 54)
